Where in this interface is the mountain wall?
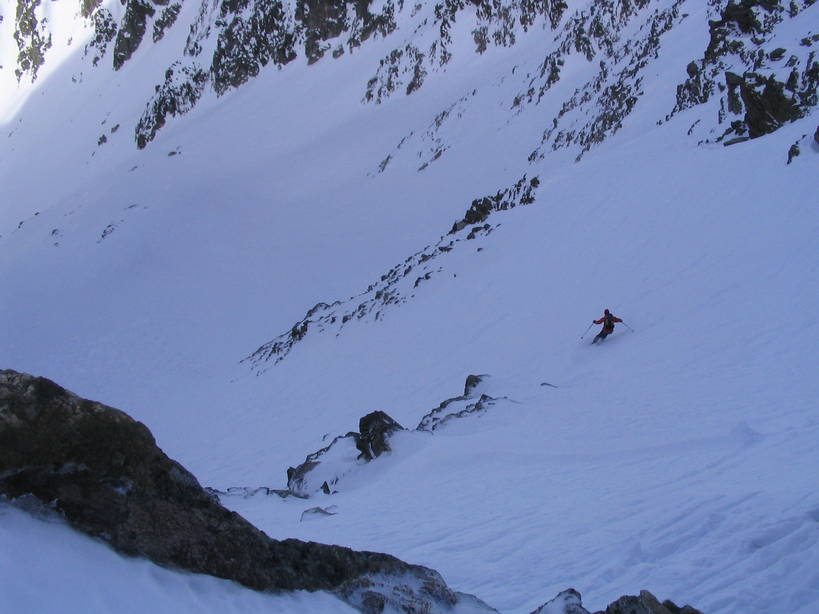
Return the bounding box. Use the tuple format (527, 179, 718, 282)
(5, 0, 816, 151)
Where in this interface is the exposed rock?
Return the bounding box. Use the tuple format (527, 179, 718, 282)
(285, 411, 406, 496)
(135, 62, 208, 149)
(528, 0, 687, 161)
(357, 411, 405, 461)
(450, 176, 538, 234)
(787, 141, 800, 163)
(81, 0, 104, 19)
(364, 0, 568, 104)
(337, 572, 464, 614)
(418, 392, 499, 431)
(668, 0, 817, 143)
(594, 590, 704, 614)
(283, 375, 503, 498)
(686, 61, 700, 78)
(769, 47, 787, 61)
(723, 135, 751, 146)
(138, 0, 397, 145)
(528, 589, 704, 614)
(153, 3, 181, 43)
(286, 431, 361, 495)
(464, 374, 485, 396)
(740, 74, 803, 137)
(416, 376, 500, 432)
(84, 9, 118, 67)
(205, 485, 301, 499)
(244, 175, 538, 371)
(0, 369, 482, 613)
(297, 0, 396, 65)
(529, 588, 591, 614)
(113, 0, 156, 70)
(13, 0, 53, 81)
(209, 0, 297, 96)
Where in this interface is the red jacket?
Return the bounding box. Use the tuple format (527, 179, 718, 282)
(594, 313, 622, 330)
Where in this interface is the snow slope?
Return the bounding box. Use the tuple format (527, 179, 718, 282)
(0, 501, 357, 614)
(1, 0, 818, 612)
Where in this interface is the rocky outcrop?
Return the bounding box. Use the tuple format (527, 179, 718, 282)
(297, 0, 397, 65)
(364, 0, 569, 104)
(595, 590, 704, 614)
(153, 3, 181, 43)
(286, 411, 407, 497)
(0, 369, 489, 613)
(357, 411, 405, 461)
(449, 176, 539, 234)
(113, 0, 156, 70)
(135, 62, 209, 149)
(244, 176, 538, 371)
(207, 0, 298, 96)
(12, 0, 52, 81)
(282, 375, 501, 497)
(416, 392, 498, 432)
(135, 0, 398, 146)
(527, 589, 704, 614)
(527, 0, 688, 162)
(84, 9, 118, 67)
(529, 588, 591, 614)
(667, 0, 817, 144)
(12, 0, 814, 152)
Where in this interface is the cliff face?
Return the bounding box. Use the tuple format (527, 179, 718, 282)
(8, 0, 817, 150)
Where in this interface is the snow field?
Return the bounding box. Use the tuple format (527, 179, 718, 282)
(1, 0, 817, 613)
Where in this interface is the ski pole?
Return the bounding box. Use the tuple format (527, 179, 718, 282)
(622, 321, 635, 333)
(580, 322, 594, 339)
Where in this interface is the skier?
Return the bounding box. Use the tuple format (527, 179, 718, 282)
(591, 309, 622, 344)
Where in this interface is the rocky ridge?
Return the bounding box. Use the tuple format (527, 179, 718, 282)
(525, 0, 689, 161)
(363, 0, 570, 105)
(280, 375, 501, 498)
(243, 176, 538, 372)
(11, 0, 52, 81)
(8, 1, 814, 152)
(666, 0, 817, 145)
(528, 588, 704, 614)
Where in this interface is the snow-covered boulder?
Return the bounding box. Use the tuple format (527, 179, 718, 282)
(528, 588, 591, 614)
(357, 410, 405, 461)
(284, 376, 502, 497)
(286, 410, 406, 496)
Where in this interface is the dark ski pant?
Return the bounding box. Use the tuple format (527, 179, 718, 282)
(593, 328, 613, 343)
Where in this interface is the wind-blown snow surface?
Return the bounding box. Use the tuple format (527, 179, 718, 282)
(0, 502, 356, 614)
(1, 0, 818, 613)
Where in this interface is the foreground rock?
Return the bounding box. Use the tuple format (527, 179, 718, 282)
(0, 369, 492, 613)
